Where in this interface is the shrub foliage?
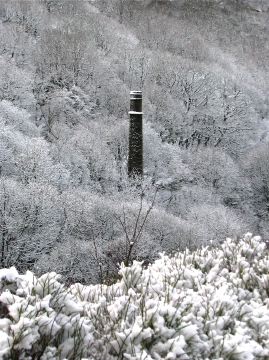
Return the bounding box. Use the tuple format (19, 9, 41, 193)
(0, 234, 269, 359)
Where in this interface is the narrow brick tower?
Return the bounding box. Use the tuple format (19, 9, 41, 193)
(128, 91, 143, 178)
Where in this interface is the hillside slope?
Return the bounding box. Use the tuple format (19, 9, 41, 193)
(0, 0, 268, 283)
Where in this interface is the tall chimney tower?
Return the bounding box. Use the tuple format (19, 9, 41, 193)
(128, 91, 143, 178)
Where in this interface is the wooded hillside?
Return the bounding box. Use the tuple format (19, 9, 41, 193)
(0, 0, 268, 283)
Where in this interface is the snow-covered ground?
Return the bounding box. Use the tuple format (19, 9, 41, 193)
(0, 234, 269, 359)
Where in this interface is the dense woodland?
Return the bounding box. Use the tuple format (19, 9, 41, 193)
(0, 0, 268, 284)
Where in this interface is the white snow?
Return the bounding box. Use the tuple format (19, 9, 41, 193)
(85, 3, 100, 14)
(0, 234, 269, 359)
(0, 266, 18, 282)
(129, 111, 143, 115)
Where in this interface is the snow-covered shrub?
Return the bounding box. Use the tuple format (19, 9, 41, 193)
(0, 58, 35, 111)
(0, 234, 269, 359)
(0, 179, 63, 270)
(185, 204, 245, 247)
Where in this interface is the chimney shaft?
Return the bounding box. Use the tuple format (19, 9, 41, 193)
(128, 91, 143, 178)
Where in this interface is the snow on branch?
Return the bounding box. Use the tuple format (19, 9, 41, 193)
(0, 234, 269, 359)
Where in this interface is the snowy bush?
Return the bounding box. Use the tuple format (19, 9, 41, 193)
(0, 234, 269, 359)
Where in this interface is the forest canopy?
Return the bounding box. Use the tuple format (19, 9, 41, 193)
(0, 0, 268, 284)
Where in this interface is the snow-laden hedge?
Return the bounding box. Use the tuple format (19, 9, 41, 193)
(0, 234, 269, 359)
